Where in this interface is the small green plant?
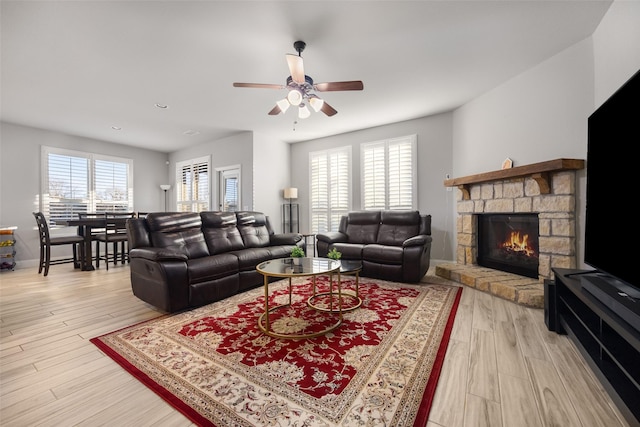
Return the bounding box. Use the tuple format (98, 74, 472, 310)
(327, 248, 342, 260)
(290, 246, 305, 258)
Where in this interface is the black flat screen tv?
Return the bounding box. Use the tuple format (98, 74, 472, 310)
(584, 68, 640, 305)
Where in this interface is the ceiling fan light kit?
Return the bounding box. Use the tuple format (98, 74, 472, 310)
(233, 41, 363, 119)
(298, 104, 311, 119)
(309, 95, 324, 112)
(286, 89, 303, 106)
(276, 98, 290, 113)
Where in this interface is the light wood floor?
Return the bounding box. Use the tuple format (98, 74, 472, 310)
(0, 263, 632, 426)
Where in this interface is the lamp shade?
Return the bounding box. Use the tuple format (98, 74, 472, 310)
(309, 96, 324, 112)
(160, 184, 171, 191)
(276, 98, 290, 113)
(298, 104, 311, 119)
(283, 187, 298, 199)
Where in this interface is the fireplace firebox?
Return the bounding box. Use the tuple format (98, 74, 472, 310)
(477, 213, 539, 278)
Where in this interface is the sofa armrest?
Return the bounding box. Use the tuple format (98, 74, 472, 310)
(316, 231, 348, 244)
(403, 234, 432, 248)
(129, 247, 189, 262)
(270, 232, 302, 246)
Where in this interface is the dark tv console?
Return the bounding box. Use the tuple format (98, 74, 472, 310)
(548, 268, 640, 425)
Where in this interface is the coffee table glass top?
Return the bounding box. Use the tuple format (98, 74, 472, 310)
(257, 257, 340, 277)
(337, 260, 362, 274)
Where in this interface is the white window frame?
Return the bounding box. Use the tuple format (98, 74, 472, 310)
(308, 146, 352, 233)
(215, 165, 241, 212)
(40, 146, 133, 225)
(361, 134, 417, 210)
(176, 155, 211, 212)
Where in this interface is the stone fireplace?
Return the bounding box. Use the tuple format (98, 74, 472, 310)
(436, 158, 585, 307)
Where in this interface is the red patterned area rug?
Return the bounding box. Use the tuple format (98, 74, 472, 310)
(91, 276, 462, 426)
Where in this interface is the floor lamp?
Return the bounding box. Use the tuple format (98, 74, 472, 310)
(283, 187, 298, 233)
(160, 184, 171, 212)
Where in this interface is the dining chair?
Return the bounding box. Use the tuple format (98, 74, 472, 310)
(95, 212, 135, 269)
(33, 212, 85, 276)
(77, 212, 107, 268)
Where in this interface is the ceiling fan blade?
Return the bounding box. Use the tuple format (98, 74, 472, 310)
(286, 54, 305, 84)
(233, 82, 284, 89)
(268, 105, 282, 115)
(314, 81, 364, 92)
(320, 101, 338, 117)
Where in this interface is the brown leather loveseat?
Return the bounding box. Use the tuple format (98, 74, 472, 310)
(315, 210, 432, 283)
(127, 211, 303, 312)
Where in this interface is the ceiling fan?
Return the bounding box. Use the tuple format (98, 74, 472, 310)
(233, 41, 364, 118)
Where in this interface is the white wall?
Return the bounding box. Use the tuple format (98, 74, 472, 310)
(289, 113, 455, 262)
(253, 132, 291, 229)
(168, 132, 254, 213)
(592, 0, 640, 106)
(3, 1, 637, 269)
(0, 121, 168, 264)
(451, 0, 640, 269)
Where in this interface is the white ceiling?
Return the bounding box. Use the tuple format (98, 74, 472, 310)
(1, 1, 612, 153)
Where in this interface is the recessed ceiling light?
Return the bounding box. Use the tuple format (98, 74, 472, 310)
(155, 103, 168, 109)
(183, 130, 200, 136)
(111, 126, 122, 130)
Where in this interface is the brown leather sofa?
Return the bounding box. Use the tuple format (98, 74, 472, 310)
(126, 211, 303, 312)
(316, 210, 432, 283)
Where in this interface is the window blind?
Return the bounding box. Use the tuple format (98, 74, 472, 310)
(176, 156, 210, 212)
(309, 147, 351, 233)
(42, 146, 132, 224)
(361, 135, 416, 210)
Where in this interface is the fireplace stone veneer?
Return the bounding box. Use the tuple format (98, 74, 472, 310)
(436, 159, 584, 308)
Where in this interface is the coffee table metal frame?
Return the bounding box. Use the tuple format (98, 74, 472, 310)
(257, 257, 342, 339)
(309, 260, 363, 313)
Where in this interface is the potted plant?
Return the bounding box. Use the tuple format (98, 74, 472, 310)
(290, 246, 305, 264)
(327, 248, 342, 261)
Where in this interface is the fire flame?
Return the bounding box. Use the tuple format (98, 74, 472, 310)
(501, 231, 535, 256)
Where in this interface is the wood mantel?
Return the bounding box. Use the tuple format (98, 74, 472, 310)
(444, 158, 584, 200)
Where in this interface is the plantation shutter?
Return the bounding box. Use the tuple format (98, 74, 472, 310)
(177, 156, 210, 212)
(45, 152, 90, 223)
(362, 142, 386, 210)
(388, 137, 414, 210)
(361, 135, 416, 210)
(309, 147, 350, 233)
(94, 158, 130, 212)
(42, 146, 133, 224)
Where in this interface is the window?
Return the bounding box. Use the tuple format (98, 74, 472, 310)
(216, 166, 241, 212)
(41, 146, 133, 224)
(176, 156, 210, 212)
(361, 135, 416, 210)
(309, 146, 351, 233)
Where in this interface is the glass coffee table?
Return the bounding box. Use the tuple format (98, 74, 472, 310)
(256, 257, 341, 339)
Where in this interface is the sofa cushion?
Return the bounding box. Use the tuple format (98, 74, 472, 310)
(230, 247, 274, 271)
(331, 242, 366, 259)
(145, 212, 209, 259)
(268, 245, 297, 259)
(237, 212, 271, 248)
(187, 253, 239, 284)
(345, 211, 381, 244)
(146, 212, 202, 233)
(377, 210, 420, 246)
(362, 244, 404, 264)
(201, 211, 245, 254)
(150, 228, 210, 259)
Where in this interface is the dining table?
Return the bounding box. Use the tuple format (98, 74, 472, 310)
(60, 217, 130, 271)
